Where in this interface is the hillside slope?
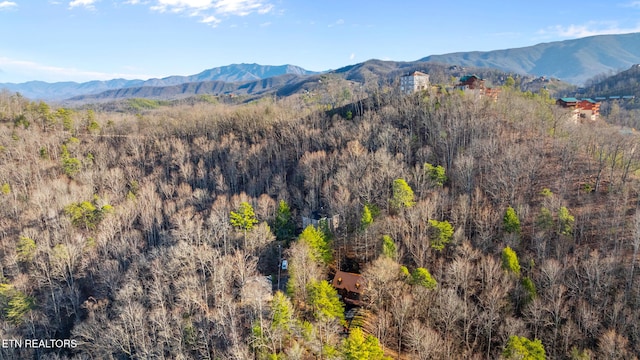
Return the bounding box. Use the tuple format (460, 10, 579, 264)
(1, 87, 640, 359)
(421, 32, 640, 85)
(578, 64, 640, 106)
(65, 73, 308, 102)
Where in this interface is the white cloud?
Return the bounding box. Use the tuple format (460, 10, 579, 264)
(349, 53, 355, 60)
(622, 1, 640, 8)
(0, 57, 157, 82)
(69, 0, 97, 9)
(151, 0, 213, 12)
(539, 21, 640, 38)
(215, 0, 272, 16)
(259, 21, 270, 27)
(328, 19, 344, 27)
(140, 0, 272, 25)
(200, 15, 220, 26)
(149, 0, 271, 15)
(0, 1, 17, 9)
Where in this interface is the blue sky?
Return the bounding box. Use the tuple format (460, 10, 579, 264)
(1, 0, 640, 83)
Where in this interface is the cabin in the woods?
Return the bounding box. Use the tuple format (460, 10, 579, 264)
(455, 75, 501, 101)
(457, 75, 485, 90)
(302, 213, 340, 231)
(332, 270, 366, 306)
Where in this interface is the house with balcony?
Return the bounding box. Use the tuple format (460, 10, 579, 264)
(456, 75, 485, 90)
(577, 99, 600, 120)
(455, 75, 501, 101)
(556, 97, 600, 121)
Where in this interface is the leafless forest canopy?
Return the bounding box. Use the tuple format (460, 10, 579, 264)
(1, 83, 640, 359)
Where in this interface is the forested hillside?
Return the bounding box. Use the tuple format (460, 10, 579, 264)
(579, 64, 640, 115)
(422, 32, 640, 85)
(1, 82, 640, 359)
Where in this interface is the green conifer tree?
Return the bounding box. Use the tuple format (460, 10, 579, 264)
(558, 206, 575, 236)
(299, 225, 331, 264)
(341, 327, 389, 360)
(230, 201, 259, 248)
(306, 280, 344, 323)
(390, 178, 415, 210)
(503, 335, 546, 360)
(411, 267, 437, 289)
(273, 200, 295, 241)
(428, 219, 454, 251)
(502, 246, 521, 277)
(424, 162, 447, 187)
(381, 235, 397, 260)
(503, 206, 521, 234)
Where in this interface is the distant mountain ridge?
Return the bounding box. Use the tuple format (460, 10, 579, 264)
(0, 63, 318, 100)
(68, 60, 576, 104)
(68, 73, 310, 102)
(0, 79, 146, 101)
(3, 33, 640, 101)
(421, 32, 640, 85)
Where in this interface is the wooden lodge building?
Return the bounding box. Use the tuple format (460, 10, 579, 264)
(332, 271, 366, 306)
(455, 75, 501, 101)
(556, 97, 601, 121)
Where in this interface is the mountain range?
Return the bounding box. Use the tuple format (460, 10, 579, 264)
(0, 64, 316, 101)
(2, 32, 640, 102)
(421, 32, 640, 85)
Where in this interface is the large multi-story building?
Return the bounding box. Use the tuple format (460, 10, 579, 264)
(400, 71, 430, 94)
(556, 97, 600, 121)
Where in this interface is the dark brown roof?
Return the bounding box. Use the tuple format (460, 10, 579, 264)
(332, 271, 365, 294)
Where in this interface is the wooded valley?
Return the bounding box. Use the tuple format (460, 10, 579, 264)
(1, 80, 640, 359)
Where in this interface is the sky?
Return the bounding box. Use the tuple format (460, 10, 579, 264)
(1, 0, 640, 83)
